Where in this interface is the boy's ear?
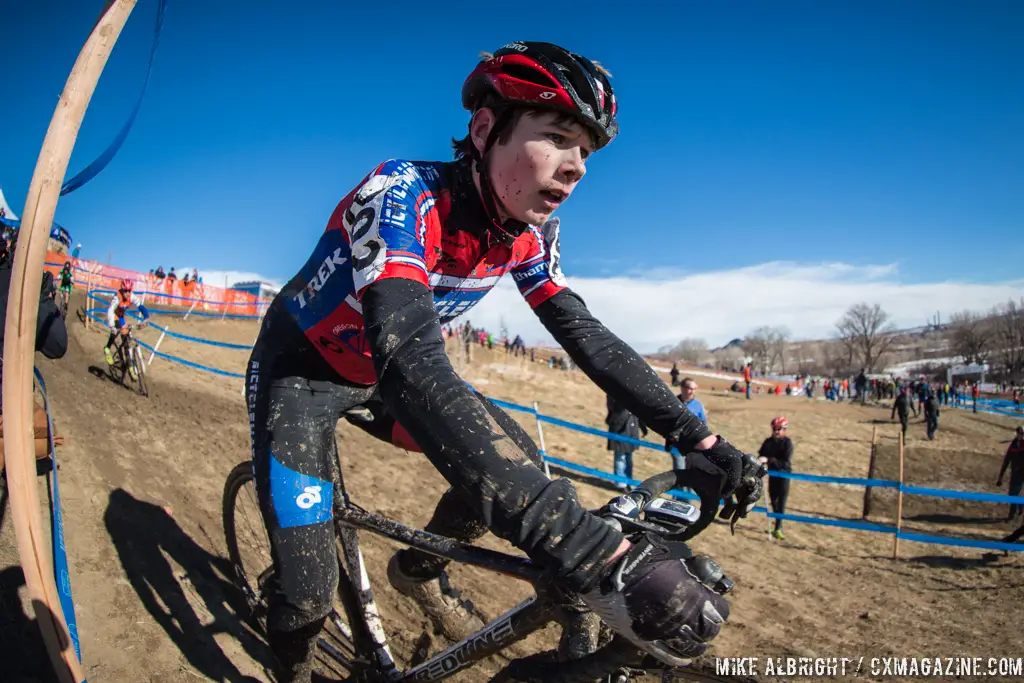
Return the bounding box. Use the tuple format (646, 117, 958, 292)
(469, 108, 497, 157)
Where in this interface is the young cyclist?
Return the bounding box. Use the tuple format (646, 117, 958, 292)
(246, 41, 766, 682)
(57, 261, 74, 314)
(104, 278, 150, 375)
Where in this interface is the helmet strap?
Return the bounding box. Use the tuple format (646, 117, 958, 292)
(472, 108, 528, 246)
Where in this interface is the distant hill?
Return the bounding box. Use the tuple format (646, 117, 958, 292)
(710, 338, 744, 353)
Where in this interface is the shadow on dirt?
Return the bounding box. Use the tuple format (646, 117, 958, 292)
(104, 488, 271, 682)
(906, 512, 1007, 525)
(0, 566, 60, 683)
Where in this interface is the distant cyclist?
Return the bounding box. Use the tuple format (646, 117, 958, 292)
(104, 278, 150, 374)
(57, 261, 74, 314)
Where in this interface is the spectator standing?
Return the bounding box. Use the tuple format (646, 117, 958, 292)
(670, 362, 680, 387)
(996, 426, 1024, 522)
(0, 243, 68, 412)
(744, 362, 752, 400)
(760, 416, 793, 540)
(673, 378, 707, 470)
(891, 387, 918, 438)
(972, 383, 981, 413)
(923, 392, 940, 440)
(605, 394, 646, 491)
(155, 266, 165, 279)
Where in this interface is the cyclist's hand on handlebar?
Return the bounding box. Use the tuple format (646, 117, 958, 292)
(683, 437, 766, 526)
(582, 533, 730, 667)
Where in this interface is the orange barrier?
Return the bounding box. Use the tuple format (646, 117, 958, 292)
(43, 251, 268, 316)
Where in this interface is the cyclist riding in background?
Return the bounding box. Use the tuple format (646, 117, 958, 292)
(104, 278, 150, 368)
(58, 260, 74, 311)
(246, 41, 766, 682)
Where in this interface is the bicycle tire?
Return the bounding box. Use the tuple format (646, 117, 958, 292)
(222, 461, 271, 627)
(222, 461, 367, 681)
(132, 343, 149, 397)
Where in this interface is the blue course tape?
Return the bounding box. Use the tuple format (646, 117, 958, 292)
(895, 530, 1024, 553)
(901, 485, 1024, 505)
(33, 368, 84, 661)
(61, 0, 166, 197)
(134, 338, 245, 378)
(85, 308, 245, 378)
(771, 470, 901, 489)
(145, 321, 253, 350)
(85, 302, 254, 350)
(87, 289, 264, 318)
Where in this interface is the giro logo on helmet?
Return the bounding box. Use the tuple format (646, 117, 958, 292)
(502, 42, 528, 52)
(539, 91, 556, 99)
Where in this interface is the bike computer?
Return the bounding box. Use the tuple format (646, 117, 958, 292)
(644, 498, 700, 527)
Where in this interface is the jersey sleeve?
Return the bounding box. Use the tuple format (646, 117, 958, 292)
(342, 160, 433, 295)
(512, 217, 568, 308)
(106, 296, 117, 327)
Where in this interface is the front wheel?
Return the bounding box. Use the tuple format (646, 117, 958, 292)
(132, 342, 149, 397)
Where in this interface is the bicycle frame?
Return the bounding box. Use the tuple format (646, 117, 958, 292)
(330, 502, 561, 682)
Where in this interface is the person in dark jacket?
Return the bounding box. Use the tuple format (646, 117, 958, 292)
(891, 387, 918, 438)
(0, 245, 68, 412)
(760, 416, 794, 540)
(605, 393, 647, 491)
(923, 393, 940, 440)
(996, 426, 1024, 522)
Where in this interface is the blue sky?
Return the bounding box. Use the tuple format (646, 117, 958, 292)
(2, 1, 1023, 347)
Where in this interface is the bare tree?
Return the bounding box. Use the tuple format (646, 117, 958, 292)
(677, 338, 709, 365)
(991, 298, 1024, 382)
(712, 346, 745, 373)
(835, 303, 897, 372)
(743, 327, 771, 374)
(948, 310, 991, 365)
(744, 326, 791, 374)
(820, 339, 852, 377)
(768, 326, 791, 375)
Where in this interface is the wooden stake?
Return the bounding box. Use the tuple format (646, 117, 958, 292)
(2, 3, 137, 681)
(862, 426, 878, 518)
(533, 401, 551, 479)
(892, 429, 905, 559)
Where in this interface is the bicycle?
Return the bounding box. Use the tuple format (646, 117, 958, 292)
(223, 453, 756, 683)
(57, 288, 71, 320)
(108, 323, 149, 397)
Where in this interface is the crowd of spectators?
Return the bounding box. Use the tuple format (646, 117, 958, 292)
(148, 266, 202, 285)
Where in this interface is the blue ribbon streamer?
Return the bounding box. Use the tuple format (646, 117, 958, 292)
(60, 0, 167, 196)
(33, 368, 85, 664)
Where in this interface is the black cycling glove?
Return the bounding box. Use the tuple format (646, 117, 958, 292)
(581, 533, 731, 666)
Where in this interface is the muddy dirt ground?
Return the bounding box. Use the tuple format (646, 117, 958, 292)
(2, 291, 1023, 682)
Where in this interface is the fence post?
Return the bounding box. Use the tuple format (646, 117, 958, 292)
(84, 278, 91, 330)
(533, 401, 551, 479)
(892, 429, 905, 559)
(148, 325, 169, 366)
(862, 426, 878, 519)
(182, 297, 199, 321)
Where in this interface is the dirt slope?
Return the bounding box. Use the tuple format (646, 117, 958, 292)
(2, 292, 1023, 683)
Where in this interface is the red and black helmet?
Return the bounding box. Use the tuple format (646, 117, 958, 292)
(462, 41, 619, 149)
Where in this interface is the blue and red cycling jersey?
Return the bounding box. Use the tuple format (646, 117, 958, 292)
(279, 159, 567, 385)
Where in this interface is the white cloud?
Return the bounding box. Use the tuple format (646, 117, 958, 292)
(179, 268, 284, 290)
(457, 261, 1024, 352)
